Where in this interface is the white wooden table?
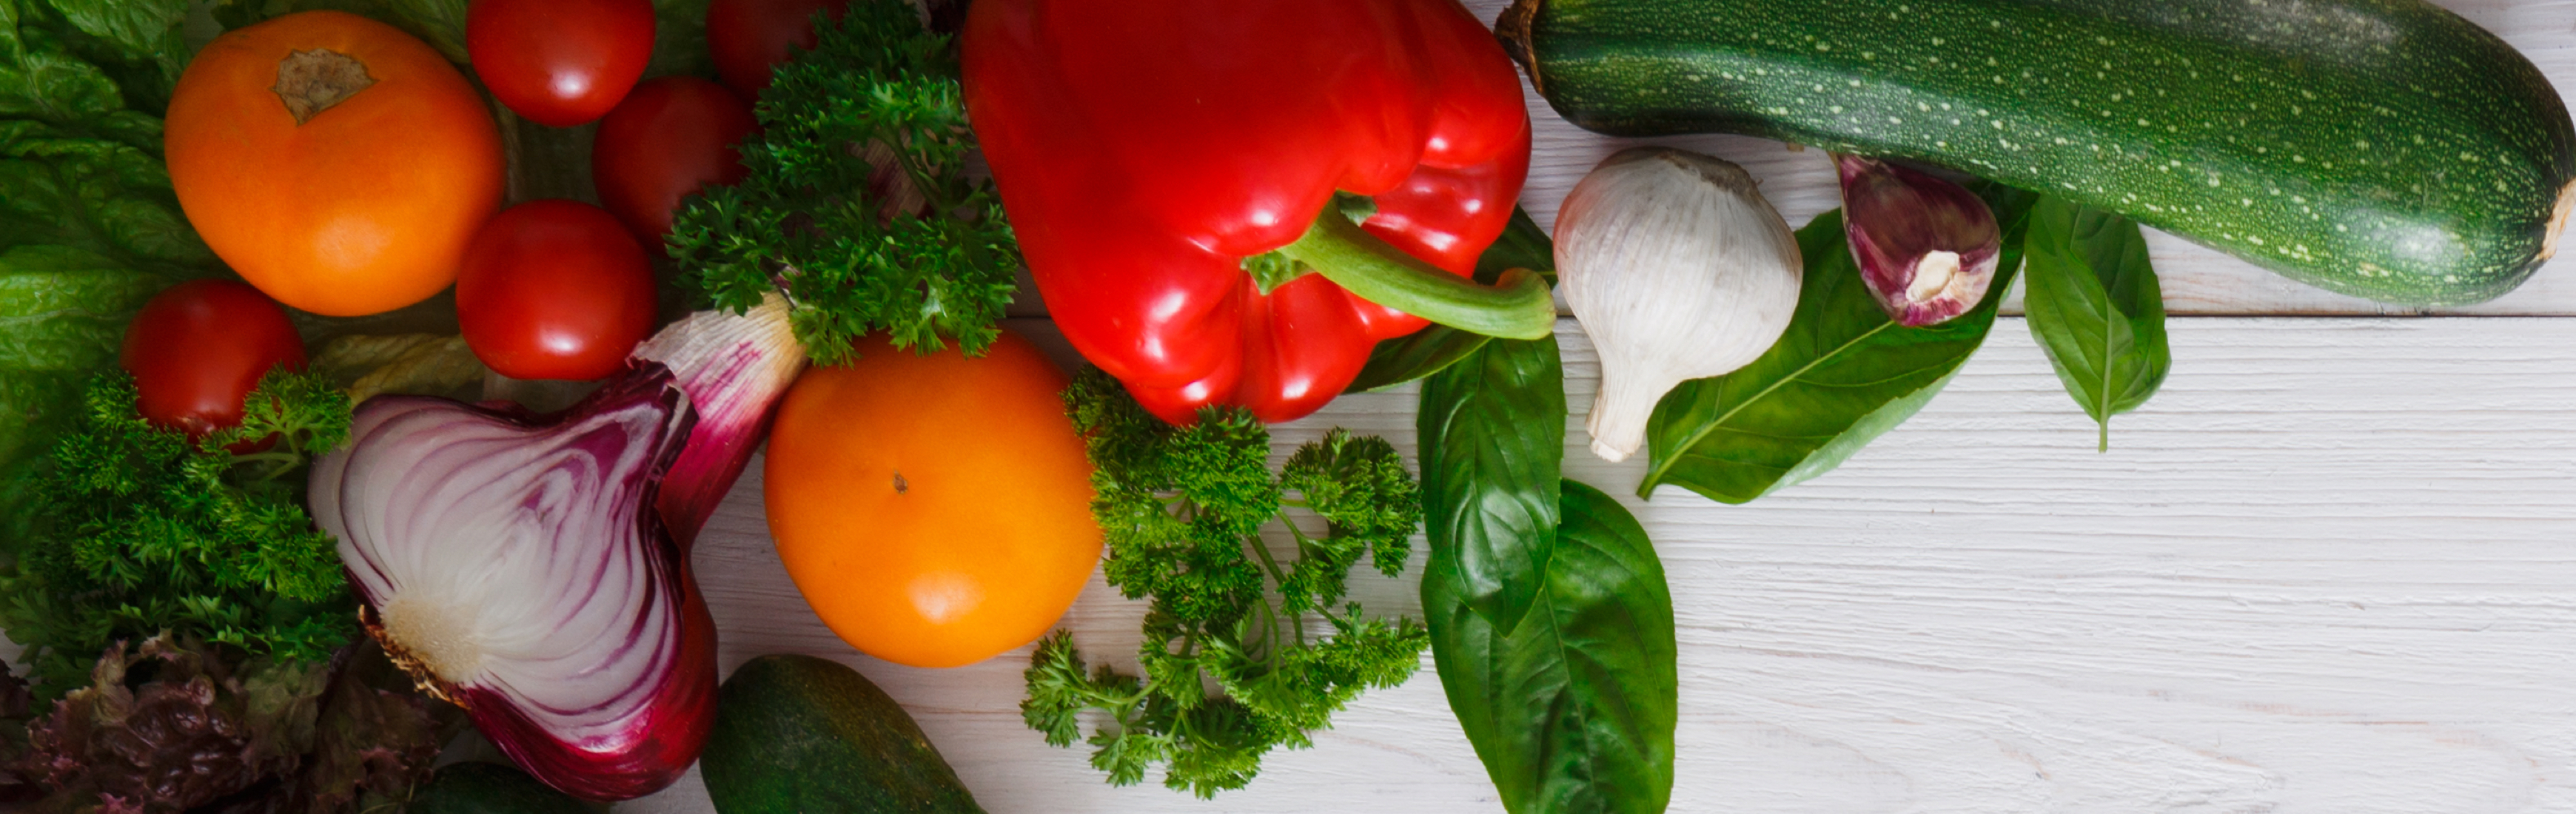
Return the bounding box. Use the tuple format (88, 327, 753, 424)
(640, 0, 2576, 810)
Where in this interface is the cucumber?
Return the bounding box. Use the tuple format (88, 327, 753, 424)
(1499, 0, 2576, 305)
(700, 654, 985, 814)
(408, 762, 593, 814)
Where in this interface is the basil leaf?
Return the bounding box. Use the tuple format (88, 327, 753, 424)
(2022, 195, 2170, 451)
(1639, 184, 2039, 503)
(1475, 206, 1556, 285)
(1348, 322, 1491, 394)
(1418, 334, 1563, 633)
(1348, 207, 1554, 393)
(1425, 478, 1677, 814)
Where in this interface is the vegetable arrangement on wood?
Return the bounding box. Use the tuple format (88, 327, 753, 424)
(0, 0, 2566, 809)
(1500, 0, 2576, 306)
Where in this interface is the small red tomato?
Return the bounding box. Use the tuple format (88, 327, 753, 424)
(593, 76, 759, 243)
(466, 0, 657, 127)
(456, 199, 658, 380)
(119, 279, 307, 440)
(706, 0, 847, 96)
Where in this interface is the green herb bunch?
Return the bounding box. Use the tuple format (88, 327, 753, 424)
(671, 0, 1018, 365)
(1023, 369, 1429, 798)
(0, 369, 358, 696)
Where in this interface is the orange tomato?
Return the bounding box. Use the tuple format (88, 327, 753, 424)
(166, 11, 503, 317)
(764, 332, 1103, 668)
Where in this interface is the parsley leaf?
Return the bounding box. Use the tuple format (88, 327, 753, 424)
(1024, 369, 1429, 798)
(670, 0, 1019, 365)
(0, 369, 358, 696)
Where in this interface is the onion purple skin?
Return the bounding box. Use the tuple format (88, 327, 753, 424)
(456, 566, 719, 801)
(653, 355, 785, 553)
(1836, 154, 2002, 327)
(316, 366, 717, 801)
(637, 295, 806, 552)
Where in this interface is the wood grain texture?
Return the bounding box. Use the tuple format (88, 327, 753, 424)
(1458, 0, 2576, 317)
(622, 317, 2576, 814)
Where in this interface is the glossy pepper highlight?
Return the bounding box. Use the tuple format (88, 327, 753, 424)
(961, 0, 1549, 424)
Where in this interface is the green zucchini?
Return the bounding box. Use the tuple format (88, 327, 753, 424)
(1500, 0, 2576, 305)
(700, 654, 985, 814)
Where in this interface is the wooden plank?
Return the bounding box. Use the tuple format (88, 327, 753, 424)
(625, 317, 2576, 814)
(1458, 0, 2576, 317)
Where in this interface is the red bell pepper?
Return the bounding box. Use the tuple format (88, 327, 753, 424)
(962, 0, 1552, 424)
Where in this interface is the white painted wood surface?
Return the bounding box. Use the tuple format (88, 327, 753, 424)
(625, 317, 2576, 814)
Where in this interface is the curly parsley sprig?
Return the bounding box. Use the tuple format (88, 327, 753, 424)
(670, 0, 1019, 365)
(1023, 369, 1429, 798)
(0, 369, 358, 696)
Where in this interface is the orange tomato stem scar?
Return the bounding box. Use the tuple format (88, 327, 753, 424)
(272, 48, 376, 125)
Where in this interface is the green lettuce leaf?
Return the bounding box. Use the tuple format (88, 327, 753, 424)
(1639, 184, 2039, 503)
(1, 2, 215, 551)
(2022, 195, 2170, 451)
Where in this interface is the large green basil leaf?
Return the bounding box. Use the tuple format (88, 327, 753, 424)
(1426, 479, 1676, 814)
(1348, 207, 1555, 393)
(1418, 334, 1563, 634)
(2022, 195, 2169, 451)
(1639, 184, 2039, 503)
(1348, 320, 1493, 394)
(1475, 206, 1556, 285)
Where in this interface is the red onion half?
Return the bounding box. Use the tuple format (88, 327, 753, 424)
(308, 297, 800, 800)
(638, 295, 806, 550)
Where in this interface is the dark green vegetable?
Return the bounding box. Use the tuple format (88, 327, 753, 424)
(1349, 207, 1556, 393)
(672, 0, 1019, 365)
(1641, 184, 2038, 503)
(1415, 326, 1677, 814)
(1499, 0, 2576, 306)
(409, 761, 594, 814)
(1, 0, 224, 549)
(0, 369, 358, 696)
(2023, 195, 2170, 451)
(1418, 334, 1563, 634)
(1423, 480, 1677, 814)
(1022, 370, 1426, 798)
(703, 654, 982, 814)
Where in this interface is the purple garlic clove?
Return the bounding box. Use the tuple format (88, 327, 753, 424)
(1835, 154, 2002, 326)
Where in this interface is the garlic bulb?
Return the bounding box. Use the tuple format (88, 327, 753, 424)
(1835, 154, 2002, 326)
(1557, 147, 1802, 463)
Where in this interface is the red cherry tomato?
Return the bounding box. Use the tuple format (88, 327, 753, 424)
(456, 200, 658, 381)
(119, 279, 307, 440)
(466, 0, 657, 127)
(592, 76, 759, 243)
(706, 0, 847, 96)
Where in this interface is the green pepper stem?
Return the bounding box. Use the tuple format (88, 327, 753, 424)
(1277, 204, 1556, 340)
